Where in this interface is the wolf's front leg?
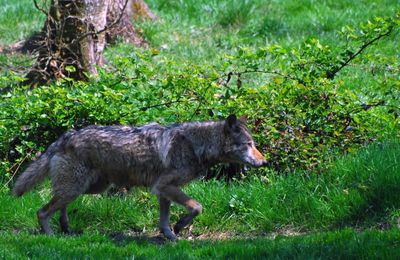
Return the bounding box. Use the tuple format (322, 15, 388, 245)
(173, 197, 202, 235)
(158, 196, 176, 241)
(155, 185, 202, 238)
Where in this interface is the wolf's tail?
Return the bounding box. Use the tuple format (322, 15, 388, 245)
(13, 154, 51, 197)
(13, 130, 75, 197)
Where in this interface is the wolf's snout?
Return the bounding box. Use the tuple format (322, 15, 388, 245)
(253, 159, 268, 168)
(248, 147, 268, 168)
(261, 160, 269, 167)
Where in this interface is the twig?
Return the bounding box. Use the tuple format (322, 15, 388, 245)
(216, 69, 304, 85)
(136, 98, 197, 112)
(33, 0, 48, 16)
(3, 151, 32, 189)
(73, 0, 130, 43)
(326, 26, 394, 79)
(240, 69, 300, 81)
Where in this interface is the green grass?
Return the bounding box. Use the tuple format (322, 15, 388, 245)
(1, 0, 398, 66)
(0, 229, 399, 259)
(140, 0, 399, 61)
(0, 140, 398, 253)
(1, 0, 400, 258)
(1, 0, 399, 95)
(0, 0, 45, 45)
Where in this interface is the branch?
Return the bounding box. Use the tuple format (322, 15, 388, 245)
(216, 69, 305, 86)
(136, 98, 197, 112)
(94, 0, 130, 35)
(33, 0, 48, 16)
(2, 150, 32, 189)
(326, 26, 394, 79)
(73, 0, 129, 43)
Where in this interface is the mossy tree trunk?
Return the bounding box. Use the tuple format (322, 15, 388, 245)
(26, 0, 154, 86)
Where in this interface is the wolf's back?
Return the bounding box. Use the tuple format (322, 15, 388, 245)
(13, 130, 75, 197)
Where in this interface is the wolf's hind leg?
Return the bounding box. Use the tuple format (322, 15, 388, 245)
(37, 195, 77, 235)
(59, 206, 69, 233)
(155, 185, 202, 236)
(158, 196, 176, 240)
(39, 162, 91, 234)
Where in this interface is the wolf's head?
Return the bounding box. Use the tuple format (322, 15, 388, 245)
(222, 115, 267, 168)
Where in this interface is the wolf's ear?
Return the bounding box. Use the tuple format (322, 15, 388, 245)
(226, 114, 238, 130)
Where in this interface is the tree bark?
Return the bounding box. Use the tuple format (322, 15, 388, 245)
(25, 0, 153, 86)
(106, 0, 148, 45)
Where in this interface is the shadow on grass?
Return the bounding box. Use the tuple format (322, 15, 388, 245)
(108, 231, 167, 246)
(332, 140, 400, 228)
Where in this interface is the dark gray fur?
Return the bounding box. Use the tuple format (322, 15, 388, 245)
(13, 115, 267, 240)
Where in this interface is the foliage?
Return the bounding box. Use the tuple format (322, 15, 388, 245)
(0, 2, 399, 257)
(1, 12, 399, 180)
(216, 13, 400, 171)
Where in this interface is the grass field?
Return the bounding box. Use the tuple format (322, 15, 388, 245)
(1, 0, 400, 258)
(0, 140, 399, 258)
(1, 229, 399, 259)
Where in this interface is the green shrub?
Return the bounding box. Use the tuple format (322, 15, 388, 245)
(1, 13, 399, 182)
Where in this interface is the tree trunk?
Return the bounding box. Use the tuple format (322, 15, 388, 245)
(106, 0, 151, 45)
(25, 0, 153, 86)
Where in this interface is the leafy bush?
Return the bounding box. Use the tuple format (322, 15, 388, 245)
(0, 13, 399, 183)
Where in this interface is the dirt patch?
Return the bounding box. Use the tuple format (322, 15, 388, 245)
(109, 231, 167, 245)
(106, 225, 308, 243)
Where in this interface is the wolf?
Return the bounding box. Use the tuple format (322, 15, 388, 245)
(13, 115, 267, 240)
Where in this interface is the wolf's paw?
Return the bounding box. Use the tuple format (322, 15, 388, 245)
(173, 221, 187, 235)
(161, 228, 177, 241)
